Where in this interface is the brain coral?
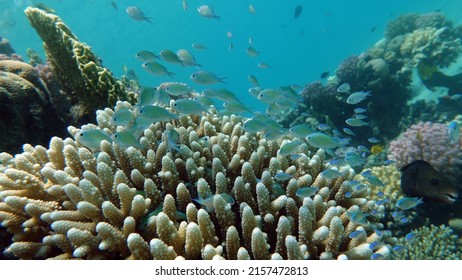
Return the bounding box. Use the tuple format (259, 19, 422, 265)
(0, 101, 395, 260)
(388, 121, 462, 184)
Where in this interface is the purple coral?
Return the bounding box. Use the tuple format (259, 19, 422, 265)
(389, 121, 462, 183)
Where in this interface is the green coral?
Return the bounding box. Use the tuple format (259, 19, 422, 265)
(393, 224, 462, 260)
(400, 27, 462, 68)
(385, 12, 454, 39)
(24, 7, 134, 120)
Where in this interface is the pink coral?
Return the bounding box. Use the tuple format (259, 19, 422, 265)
(389, 121, 462, 183)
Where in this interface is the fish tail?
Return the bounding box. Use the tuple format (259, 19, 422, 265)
(219, 76, 228, 83)
(144, 17, 153, 23)
(214, 15, 221, 21)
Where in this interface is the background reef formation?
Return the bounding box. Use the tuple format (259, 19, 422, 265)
(25, 7, 134, 124)
(0, 49, 68, 154)
(0, 102, 396, 260)
(281, 12, 462, 143)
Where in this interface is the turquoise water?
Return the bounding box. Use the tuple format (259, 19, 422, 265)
(2, 0, 462, 111)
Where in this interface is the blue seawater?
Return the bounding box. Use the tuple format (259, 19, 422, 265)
(1, 0, 461, 111)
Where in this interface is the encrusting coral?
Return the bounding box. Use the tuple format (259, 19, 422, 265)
(0, 101, 397, 260)
(24, 7, 134, 123)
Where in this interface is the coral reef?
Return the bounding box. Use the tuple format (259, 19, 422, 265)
(0, 59, 68, 154)
(0, 102, 396, 260)
(0, 36, 15, 56)
(25, 7, 134, 123)
(385, 12, 457, 41)
(388, 121, 462, 184)
(392, 224, 462, 260)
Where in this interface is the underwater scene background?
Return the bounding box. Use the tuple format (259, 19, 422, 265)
(0, 0, 461, 260)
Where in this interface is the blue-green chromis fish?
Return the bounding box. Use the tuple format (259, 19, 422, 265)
(111, 108, 134, 127)
(138, 105, 178, 122)
(75, 129, 112, 152)
(345, 118, 368, 127)
(111, 131, 143, 149)
(346, 91, 371, 104)
(126, 6, 152, 23)
(447, 121, 460, 144)
(193, 193, 234, 212)
(190, 70, 227, 84)
(305, 132, 342, 149)
(295, 187, 319, 198)
(135, 50, 159, 62)
(172, 99, 209, 115)
(159, 49, 184, 66)
(395, 197, 422, 210)
(142, 61, 174, 77)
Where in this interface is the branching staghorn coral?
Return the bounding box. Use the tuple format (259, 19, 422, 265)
(24, 7, 134, 122)
(0, 102, 396, 260)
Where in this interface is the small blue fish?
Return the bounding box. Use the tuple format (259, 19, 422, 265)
(375, 198, 389, 206)
(321, 169, 342, 180)
(337, 83, 350, 93)
(357, 145, 370, 153)
(355, 114, 368, 120)
(369, 241, 382, 250)
(383, 159, 396, 165)
(295, 187, 319, 198)
(392, 211, 405, 220)
(290, 154, 302, 160)
(346, 91, 371, 105)
(111, 131, 143, 149)
(173, 99, 209, 115)
(289, 124, 315, 138)
(193, 193, 235, 212)
(370, 253, 384, 260)
(361, 172, 384, 187)
(111, 109, 133, 126)
(447, 121, 460, 144)
(392, 245, 406, 253)
(400, 217, 410, 223)
(272, 182, 286, 197)
(345, 118, 369, 127)
(75, 129, 112, 152)
(278, 140, 303, 156)
(349, 230, 364, 239)
(345, 191, 352, 198)
(377, 191, 384, 198)
(374, 229, 383, 238)
(344, 153, 365, 167)
(450, 94, 462, 100)
(329, 158, 345, 167)
(346, 209, 369, 225)
(367, 137, 380, 144)
(343, 127, 356, 136)
(354, 107, 367, 114)
(395, 197, 422, 210)
(274, 172, 293, 182)
(165, 129, 181, 153)
(317, 124, 330, 131)
(354, 184, 367, 192)
(405, 232, 417, 243)
(305, 132, 342, 149)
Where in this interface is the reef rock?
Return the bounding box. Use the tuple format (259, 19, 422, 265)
(0, 60, 67, 154)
